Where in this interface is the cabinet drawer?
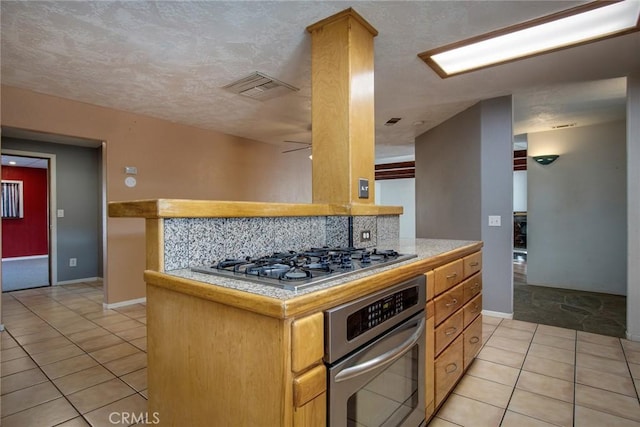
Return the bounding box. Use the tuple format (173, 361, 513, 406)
(435, 335, 463, 408)
(463, 294, 482, 328)
(434, 259, 464, 296)
(291, 313, 324, 373)
(293, 364, 326, 408)
(463, 315, 483, 370)
(434, 283, 464, 326)
(463, 251, 482, 278)
(462, 273, 482, 304)
(435, 309, 463, 356)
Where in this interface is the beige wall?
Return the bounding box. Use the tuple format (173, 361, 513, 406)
(1, 85, 312, 303)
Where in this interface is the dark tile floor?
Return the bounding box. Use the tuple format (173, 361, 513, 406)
(513, 260, 627, 338)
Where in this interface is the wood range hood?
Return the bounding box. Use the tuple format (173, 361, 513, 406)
(307, 8, 382, 209)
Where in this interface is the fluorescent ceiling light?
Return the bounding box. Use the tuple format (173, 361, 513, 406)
(419, 0, 640, 78)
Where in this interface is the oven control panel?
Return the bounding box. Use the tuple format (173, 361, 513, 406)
(346, 285, 419, 340)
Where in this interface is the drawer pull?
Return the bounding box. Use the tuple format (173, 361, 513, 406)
(446, 273, 458, 279)
(472, 304, 480, 313)
(445, 299, 458, 307)
(469, 262, 479, 267)
(445, 327, 458, 336)
(471, 283, 480, 290)
(469, 336, 480, 344)
(445, 363, 458, 374)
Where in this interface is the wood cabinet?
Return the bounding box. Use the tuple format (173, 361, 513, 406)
(427, 251, 482, 417)
(146, 284, 327, 427)
(110, 196, 483, 426)
(463, 315, 483, 370)
(434, 335, 464, 407)
(140, 239, 482, 427)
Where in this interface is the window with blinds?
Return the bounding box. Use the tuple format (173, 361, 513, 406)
(1, 180, 24, 218)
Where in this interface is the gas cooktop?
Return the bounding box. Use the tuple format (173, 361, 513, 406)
(191, 247, 417, 291)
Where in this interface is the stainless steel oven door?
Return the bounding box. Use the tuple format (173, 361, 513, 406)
(327, 311, 425, 427)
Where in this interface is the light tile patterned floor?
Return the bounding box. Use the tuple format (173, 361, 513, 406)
(429, 316, 640, 426)
(1, 281, 147, 426)
(2, 282, 640, 426)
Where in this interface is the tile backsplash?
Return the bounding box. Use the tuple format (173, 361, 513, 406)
(163, 215, 399, 271)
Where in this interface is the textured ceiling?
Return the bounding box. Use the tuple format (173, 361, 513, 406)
(1, 1, 638, 160)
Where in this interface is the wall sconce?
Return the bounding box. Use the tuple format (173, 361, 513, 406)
(533, 155, 559, 165)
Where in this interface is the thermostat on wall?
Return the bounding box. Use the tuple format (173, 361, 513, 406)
(125, 176, 137, 188)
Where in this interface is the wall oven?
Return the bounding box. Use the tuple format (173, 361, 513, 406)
(324, 276, 426, 427)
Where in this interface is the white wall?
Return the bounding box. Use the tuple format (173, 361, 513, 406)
(627, 73, 640, 341)
(375, 178, 416, 238)
(513, 170, 527, 212)
(527, 120, 627, 295)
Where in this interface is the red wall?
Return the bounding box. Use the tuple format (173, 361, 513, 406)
(2, 166, 48, 258)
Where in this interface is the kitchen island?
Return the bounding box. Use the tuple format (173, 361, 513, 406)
(109, 199, 483, 426)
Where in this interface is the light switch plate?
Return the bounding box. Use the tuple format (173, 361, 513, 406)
(358, 178, 369, 199)
(57, 209, 64, 218)
(488, 215, 502, 227)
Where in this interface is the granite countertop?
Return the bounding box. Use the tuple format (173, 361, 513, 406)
(163, 238, 480, 301)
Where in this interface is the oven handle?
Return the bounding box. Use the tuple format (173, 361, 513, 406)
(334, 316, 425, 383)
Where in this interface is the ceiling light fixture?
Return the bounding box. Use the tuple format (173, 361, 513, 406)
(418, 0, 640, 78)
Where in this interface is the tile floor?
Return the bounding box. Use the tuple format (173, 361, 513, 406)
(1, 281, 147, 427)
(1, 281, 640, 426)
(512, 259, 627, 338)
(429, 316, 640, 426)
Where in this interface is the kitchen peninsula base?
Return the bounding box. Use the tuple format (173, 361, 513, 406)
(143, 243, 482, 427)
(110, 198, 482, 426)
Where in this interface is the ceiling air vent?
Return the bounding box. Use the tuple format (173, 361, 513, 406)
(551, 122, 576, 129)
(384, 118, 402, 126)
(222, 72, 299, 101)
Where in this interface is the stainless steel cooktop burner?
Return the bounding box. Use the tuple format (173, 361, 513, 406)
(191, 247, 417, 291)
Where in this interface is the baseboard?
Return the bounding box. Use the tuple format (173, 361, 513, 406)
(626, 331, 640, 342)
(2, 255, 48, 262)
(104, 297, 146, 309)
(482, 309, 513, 319)
(56, 277, 101, 285)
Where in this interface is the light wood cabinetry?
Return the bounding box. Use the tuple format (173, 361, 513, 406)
(434, 259, 464, 295)
(424, 271, 436, 421)
(427, 251, 483, 417)
(146, 285, 327, 427)
(434, 335, 464, 407)
(463, 315, 483, 370)
(434, 283, 464, 326)
(434, 309, 463, 356)
(137, 231, 481, 426)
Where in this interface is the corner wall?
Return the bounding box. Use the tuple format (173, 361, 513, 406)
(480, 96, 515, 316)
(415, 96, 514, 316)
(0, 85, 312, 303)
(626, 73, 640, 340)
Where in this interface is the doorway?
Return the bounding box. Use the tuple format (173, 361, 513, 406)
(1, 129, 105, 297)
(1, 151, 56, 291)
(510, 122, 628, 338)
